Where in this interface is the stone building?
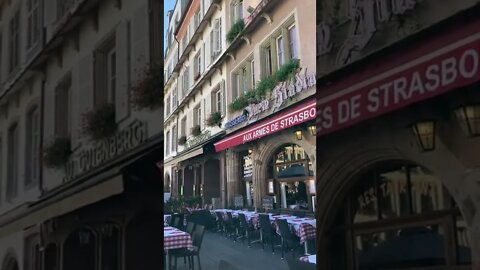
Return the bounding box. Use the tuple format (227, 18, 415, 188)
(215, 0, 317, 211)
(163, 0, 227, 207)
(316, 1, 480, 269)
(0, 0, 163, 269)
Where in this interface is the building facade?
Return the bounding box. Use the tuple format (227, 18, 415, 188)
(0, 0, 163, 269)
(164, 0, 317, 211)
(164, 0, 227, 207)
(316, 1, 480, 269)
(215, 0, 316, 211)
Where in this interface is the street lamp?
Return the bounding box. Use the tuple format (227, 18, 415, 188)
(411, 120, 436, 152)
(455, 105, 480, 136)
(308, 125, 316, 136)
(295, 129, 303, 140)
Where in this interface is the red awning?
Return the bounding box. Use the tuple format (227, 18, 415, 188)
(214, 99, 316, 152)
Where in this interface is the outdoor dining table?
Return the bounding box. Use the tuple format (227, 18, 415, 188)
(300, 255, 317, 264)
(164, 226, 193, 250)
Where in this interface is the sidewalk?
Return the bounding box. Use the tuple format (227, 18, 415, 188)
(168, 231, 290, 270)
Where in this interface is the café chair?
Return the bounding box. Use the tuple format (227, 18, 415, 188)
(258, 214, 277, 254)
(277, 219, 302, 259)
(170, 225, 206, 270)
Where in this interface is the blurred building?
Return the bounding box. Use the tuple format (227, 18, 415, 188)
(316, 1, 480, 269)
(0, 0, 163, 269)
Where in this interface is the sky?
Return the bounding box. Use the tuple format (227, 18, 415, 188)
(164, 0, 176, 53)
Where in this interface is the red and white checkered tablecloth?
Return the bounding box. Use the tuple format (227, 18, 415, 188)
(297, 223, 316, 244)
(164, 227, 193, 250)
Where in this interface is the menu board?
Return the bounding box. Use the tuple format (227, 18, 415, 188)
(262, 196, 275, 209)
(243, 153, 253, 179)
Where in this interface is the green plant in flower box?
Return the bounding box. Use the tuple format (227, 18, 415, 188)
(178, 135, 187, 145)
(227, 19, 246, 43)
(191, 125, 202, 136)
(82, 103, 117, 141)
(276, 58, 300, 82)
(206, 111, 223, 127)
(43, 137, 72, 169)
(131, 61, 164, 110)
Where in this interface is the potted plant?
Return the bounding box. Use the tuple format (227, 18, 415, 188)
(191, 125, 202, 137)
(227, 19, 246, 43)
(131, 61, 164, 110)
(276, 58, 300, 82)
(206, 111, 223, 127)
(178, 135, 187, 145)
(43, 137, 72, 169)
(83, 103, 117, 141)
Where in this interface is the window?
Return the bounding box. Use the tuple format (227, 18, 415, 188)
(94, 37, 116, 107)
(231, 0, 244, 25)
(232, 61, 253, 99)
(172, 127, 178, 152)
(25, 234, 41, 270)
(251, 60, 255, 89)
(166, 130, 170, 156)
(27, 0, 41, 51)
(57, 0, 76, 19)
(276, 36, 285, 67)
(172, 86, 178, 110)
(194, 10, 201, 30)
(7, 123, 19, 201)
(194, 52, 202, 79)
(166, 96, 171, 116)
(55, 75, 72, 138)
(181, 117, 187, 137)
(194, 105, 202, 128)
(8, 10, 20, 74)
(262, 46, 273, 78)
(211, 18, 222, 60)
(25, 106, 40, 188)
(288, 24, 299, 59)
(213, 87, 223, 114)
(182, 68, 190, 96)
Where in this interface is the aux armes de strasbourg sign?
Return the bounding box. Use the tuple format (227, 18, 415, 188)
(64, 120, 147, 182)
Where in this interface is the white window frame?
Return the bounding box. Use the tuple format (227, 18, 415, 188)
(106, 47, 116, 104)
(166, 130, 171, 156)
(27, 0, 40, 51)
(8, 10, 20, 74)
(25, 106, 40, 188)
(215, 88, 223, 114)
(172, 87, 178, 110)
(171, 125, 177, 153)
(251, 60, 255, 89)
(276, 35, 285, 67)
(194, 105, 202, 128)
(7, 123, 19, 202)
(288, 24, 299, 60)
(166, 96, 171, 116)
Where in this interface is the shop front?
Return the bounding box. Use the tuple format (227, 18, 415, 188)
(216, 99, 316, 212)
(316, 3, 480, 269)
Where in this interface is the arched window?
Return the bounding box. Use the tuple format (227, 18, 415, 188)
(331, 161, 472, 270)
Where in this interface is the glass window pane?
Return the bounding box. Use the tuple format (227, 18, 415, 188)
(377, 166, 411, 219)
(276, 163, 306, 178)
(409, 166, 450, 214)
(456, 215, 472, 265)
(352, 172, 379, 224)
(285, 181, 308, 210)
(355, 225, 447, 269)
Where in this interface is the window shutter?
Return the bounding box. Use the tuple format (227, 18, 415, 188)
(232, 73, 238, 99)
(245, 63, 252, 90)
(282, 27, 292, 62)
(74, 54, 94, 146)
(131, 3, 150, 85)
(209, 30, 214, 62)
(270, 38, 278, 72)
(221, 80, 225, 116)
(93, 52, 107, 107)
(115, 20, 130, 121)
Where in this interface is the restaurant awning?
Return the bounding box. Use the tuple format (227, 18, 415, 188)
(214, 99, 316, 152)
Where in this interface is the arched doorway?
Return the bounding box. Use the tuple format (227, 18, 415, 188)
(267, 144, 315, 211)
(203, 159, 220, 206)
(2, 254, 18, 270)
(63, 229, 96, 270)
(44, 243, 58, 270)
(328, 161, 472, 270)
